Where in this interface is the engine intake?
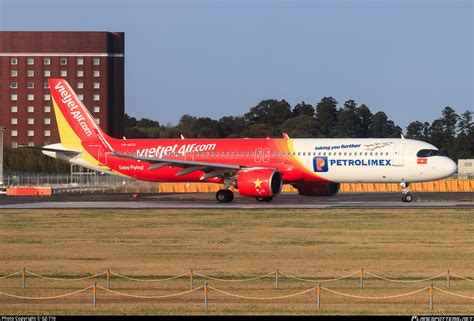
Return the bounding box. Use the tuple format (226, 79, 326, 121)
(295, 182, 340, 197)
(237, 169, 283, 197)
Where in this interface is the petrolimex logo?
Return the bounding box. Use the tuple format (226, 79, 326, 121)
(313, 156, 328, 172)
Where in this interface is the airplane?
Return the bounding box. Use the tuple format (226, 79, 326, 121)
(39, 78, 457, 203)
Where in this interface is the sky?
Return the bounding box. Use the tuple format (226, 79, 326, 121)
(0, 0, 472, 130)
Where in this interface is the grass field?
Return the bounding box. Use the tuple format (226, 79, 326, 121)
(0, 208, 473, 315)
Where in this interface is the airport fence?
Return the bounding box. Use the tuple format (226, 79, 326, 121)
(1, 173, 474, 194)
(0, 269, 473, 311)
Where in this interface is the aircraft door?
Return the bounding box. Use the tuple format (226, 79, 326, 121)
(392, 143, 405, 166)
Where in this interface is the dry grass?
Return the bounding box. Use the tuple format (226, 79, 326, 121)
(0, 208, 473, 315)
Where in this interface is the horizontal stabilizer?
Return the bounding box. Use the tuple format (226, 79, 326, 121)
(18, 145, 81, 156)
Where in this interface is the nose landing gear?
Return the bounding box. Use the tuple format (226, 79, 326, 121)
(400, 182, 413, 202)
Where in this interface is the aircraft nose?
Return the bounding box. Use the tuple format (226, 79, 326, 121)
(444, 158, 457, 177)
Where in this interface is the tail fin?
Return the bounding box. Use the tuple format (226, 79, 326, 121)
(48, 78, 114, 151)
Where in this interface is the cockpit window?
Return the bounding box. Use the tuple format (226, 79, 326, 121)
(416, 149, 442, 157)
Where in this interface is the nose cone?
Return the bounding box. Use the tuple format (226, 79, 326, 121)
(443, 158, 457, 178)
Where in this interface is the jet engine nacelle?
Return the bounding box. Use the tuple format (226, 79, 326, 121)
(237, 169, 283, 197)
(295, 182, 340, 197)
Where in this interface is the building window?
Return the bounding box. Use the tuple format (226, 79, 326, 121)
(11, 118, 18, 125)
(27, 58, 34, 65)
(60, 70, 67, 77)
(93, 106, 100, 113)
(11, 106, 18, 113)
(44, 118, 51, 125)
(27, 118, 34, 125)
(95, 118, 100, 124)
(27, 130, 34, 137)
(93, 82, 100, 89)
(11, 94, 18, 101)
(11, 70, 18, 77)
(11, 58, 18, 65)
(44, 106, 51, 113)
(44, 94, 51, 101)
(60, 58, 67, 65)
(93, 71, 100, 77)
(27, 106, 34, 113)
(44, 70, 51, 77)
(27, 70, 34, 77)
(93, 94, 100, 101)
(44, 130, 51, 137)
(77, 70, 84, 77)
(10, 82, 18, 89)
(78, 94, 84, 101)
(77, 58, 84, 65)
(11, 130, 18, 137)
(44, 82, 50, 89)
(44, 58, 51, 65)
(27, 94, 35, 101)
(11, 142, 18, 149)
(77, 82, 84, 89)
(27, 82, 34, 89)
(93, 58, 100, 65)
(27, 142, 35, 147)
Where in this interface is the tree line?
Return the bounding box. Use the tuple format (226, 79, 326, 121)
(4, 96, 472, 173)
(125, 97, 473, 160)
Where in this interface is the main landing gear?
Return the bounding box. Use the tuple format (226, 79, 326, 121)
(216, 189, 234, 203)
(400, 182, 413, 203)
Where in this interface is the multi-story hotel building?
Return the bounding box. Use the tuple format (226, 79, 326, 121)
(0, 31, 124, 148)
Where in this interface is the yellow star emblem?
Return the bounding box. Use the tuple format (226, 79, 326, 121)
(253, 178, 262, 188)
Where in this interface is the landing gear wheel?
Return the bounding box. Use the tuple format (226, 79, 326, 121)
(400, 182, 413, 203)
(256, 196, 273, 202)
(216, 189, 234, 203)
(402, 193, 413, 203)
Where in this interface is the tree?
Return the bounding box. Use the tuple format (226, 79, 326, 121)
(337, 100, 360, 138)
(244, 99, 293, 127)
(458, 110, 472, 136)
(137, 118, 160, 128)
(124, 113, 137, 128)
(243, 123, 279, 138)
(406, 121, 425, 140)
(356, 104, 373, 138)
(315, 97, 338, 137)
(429, 119, 445, 151)
(219, 116, 246, 138)
(177, 114, 197, 138)
(280, 115, 321, 138)
(193, 117, 223, 138)
(371, 112, 401, 138)
(292, 101, 315, 117)
(441, 106, 459, 146)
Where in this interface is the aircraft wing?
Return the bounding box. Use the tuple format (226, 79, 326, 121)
(110, 152, 242, 179)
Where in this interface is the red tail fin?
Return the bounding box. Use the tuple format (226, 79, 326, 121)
(49, 78, 114, 151)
